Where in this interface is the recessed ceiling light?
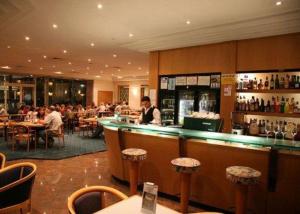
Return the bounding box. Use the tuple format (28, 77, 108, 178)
(25, 36, 30, 41)
(138, 67, 142, 70)
(128, 62, 131, 65)
(40, 67, 43, 70)
(90, 43, 95, 47)
(85, 72, 89, 75)
(129, 33, 134, 37)
(276, 1, 282, 6)
(30, 75, 33, 77)
(52, 65, 56, 68)
(27, 59, 32, 63)
(96, 75, 101, 78)
(54, 71, 63, 74)
(68, 62, 72, 65)
(63, 50, 67, 54)
(117, 69, 121, 72)
(186, 20, 191, 25)
(86, 66, 90, 70)
(117, 76, 122, 79)
(100, 71, 104, 73)
(52, 24, 58, 29)
(105, 64, 109, 68)
(43, 55, 47, 59)
(113, 54, 117, 58)
(0, 66, 11, 69)
(7, 45, 11, 49)
(97, 3, 103, 9)
(88, 58, 91, 62)
(146, 71, 149, 74)
(72, 69, 75, 71)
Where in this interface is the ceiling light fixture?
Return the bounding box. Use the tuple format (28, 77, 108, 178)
(52, 65, 56, 68)
(86, 66, 90, 70)
(54, 71, 63, 74)
(97, 3, 103, 9)
(68, 62, 72, 65)
(7, 45, 11, 49)
(128, 62, 131, 65)
(88, 58, 92, 62)
(27, 59, 32, 63)
(43, 55, 47, 59)
(129, 33, 134, 37)
(113, 54, 117, 58)
(63, 50, 67, 54)
(138, 67, 142, 70)
(186, 20, 191, 25)
(40, 67, 43, 70)
(96, 75, 101, 78)
(90, 43, 95, 47)
(52, 24, 58, 29)
(276, 1, 282, 6)
(0, 66, 11, 69)
(105, 64, 109, 68)
(117, 76, 122, 79)
(25, 36, 30, 41)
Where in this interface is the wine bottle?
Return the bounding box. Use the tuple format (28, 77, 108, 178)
(280, 96, 285, 113)
(264, 76, 269, 90)
(253, 77, 257, 90)
(275, 74, 280, 89)
(258, 79, 263, 90)
(284, 75, 290, 89)
(270, 75, 275, 90)
(295, 76, 300, 89)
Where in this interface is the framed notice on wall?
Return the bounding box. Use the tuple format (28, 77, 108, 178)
(175, 76, 187, 86)
(160, 77, 168, 89)
(168, 78, 176, 90)
(197, 76, 210, 86)
(210, 75, 221, 88)
(187, 76, 197, 85)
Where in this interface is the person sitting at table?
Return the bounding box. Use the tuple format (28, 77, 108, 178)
(0, 105, 7, 115)
(38, 106, 63, 147)
(37, 107, 46, 120)
(97, 103, 106, 112)
(139, 96, 161, 125)
(25, 106, 37, 121)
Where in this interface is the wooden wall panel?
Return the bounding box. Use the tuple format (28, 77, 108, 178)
(237, 33, 300, 71)
(149, 51, 159, 91)
(159, 41, 236, 75)
(86, 80, 94, 106)
(97, 90, 113, 105)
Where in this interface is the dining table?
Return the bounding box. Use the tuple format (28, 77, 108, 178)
(94, 195, 180, 214)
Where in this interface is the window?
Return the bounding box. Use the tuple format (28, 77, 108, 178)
(119, 86, 129, 102)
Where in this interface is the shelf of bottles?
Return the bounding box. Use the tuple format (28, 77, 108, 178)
(235, 70, 300, 117)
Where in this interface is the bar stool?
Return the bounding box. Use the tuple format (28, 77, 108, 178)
(226, 166, 261, 214)
(122, 148, 147, 195)
(171, 157, 201, 213)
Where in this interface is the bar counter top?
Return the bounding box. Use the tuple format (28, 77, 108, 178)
(99, 118, 300, 151)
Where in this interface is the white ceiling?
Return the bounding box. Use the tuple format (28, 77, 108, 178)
(0, 0, 299, 80)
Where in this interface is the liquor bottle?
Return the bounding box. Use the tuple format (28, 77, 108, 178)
(270, 75, 275, 89)
(235, 96, 240, 111)
(270, 96, 275, 112)
(239, 79, 243, 90)
(284, 98, 289, 113)
(266, 100, 271, 112)
(295, 76, 300, 89)
(275, 74, 280, 89)
(260, 98, 265, 112)
(253, 77, 257, 90)
(279, 77, 285, 89)
(264, 76, 269, 90)
(250, 96, 255, 111)
(248, 79, 253, 90)
(243, 79, 248, 90)
(261, 120, 266, 134)
(280, 96, 285, 113)
(275, 96, 280, 113)
(258, 79, 263, 90)
(255, 98, 259, 111)
(284, 75, 290, 89)
(246, 100, 250, 111)
(242, 96, 246, 111)
(289, 97, 295, 113)
(258, 120, 263, 134)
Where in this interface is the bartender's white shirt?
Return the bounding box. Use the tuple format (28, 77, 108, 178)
(139, 106, 161, 125)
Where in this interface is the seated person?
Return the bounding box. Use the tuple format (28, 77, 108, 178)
(38, 106, 63, 147)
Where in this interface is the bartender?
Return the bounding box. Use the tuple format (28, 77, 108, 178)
(139, 96, 161, 125)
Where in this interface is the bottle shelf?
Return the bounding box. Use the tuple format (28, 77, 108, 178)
(236, 89, 300, 93)
(234, 111, 300, 118)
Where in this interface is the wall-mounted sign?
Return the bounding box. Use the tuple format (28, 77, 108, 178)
(197, 76, 210, 86)
(210, 75, 221, 88)
(176, 76, 187, 86)
(160, 77, 168, 89)
(221, 74, 236, 85)
(187, 76, 197, 85)
(168, 78, 176, 90)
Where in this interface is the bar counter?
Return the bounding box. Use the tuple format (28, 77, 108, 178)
(100, 119, 300, 214)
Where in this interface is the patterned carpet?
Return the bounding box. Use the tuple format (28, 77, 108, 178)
(0, 134, 106, 161)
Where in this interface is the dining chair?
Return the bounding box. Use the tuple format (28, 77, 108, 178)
(45, 123, 65, 149)
(12, 125, 35, 152)
(0, 153, 5, 169)
(78, 120, 90, 137)
(68, 186, 128, 214)
(0, 162, 37, 214)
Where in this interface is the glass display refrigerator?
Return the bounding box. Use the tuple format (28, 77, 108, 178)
(159, 73, 221, 125)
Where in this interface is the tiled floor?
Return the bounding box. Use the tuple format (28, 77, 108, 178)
(8, 151, 203, 214)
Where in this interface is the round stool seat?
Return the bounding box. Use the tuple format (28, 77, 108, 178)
(171, 157, 200, 173)
(122, 148, 147, 162)
(226, 166, 261, 185)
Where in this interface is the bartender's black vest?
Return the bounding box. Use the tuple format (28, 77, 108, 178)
(141, 106, 156, 124)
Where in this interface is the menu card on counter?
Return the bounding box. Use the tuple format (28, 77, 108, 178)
(187, 76, 198, 85)
(160, 77, 168, 89)
(175, 76, 187, 86)
(141, 182, 158, 214)
(197, 76, 210, 86)
(168, 78, 176, 90)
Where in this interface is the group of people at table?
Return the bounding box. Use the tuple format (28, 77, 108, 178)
(0, 96, 162, 149)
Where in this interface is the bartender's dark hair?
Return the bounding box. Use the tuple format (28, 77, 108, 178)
(141, 96, 150, 102)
